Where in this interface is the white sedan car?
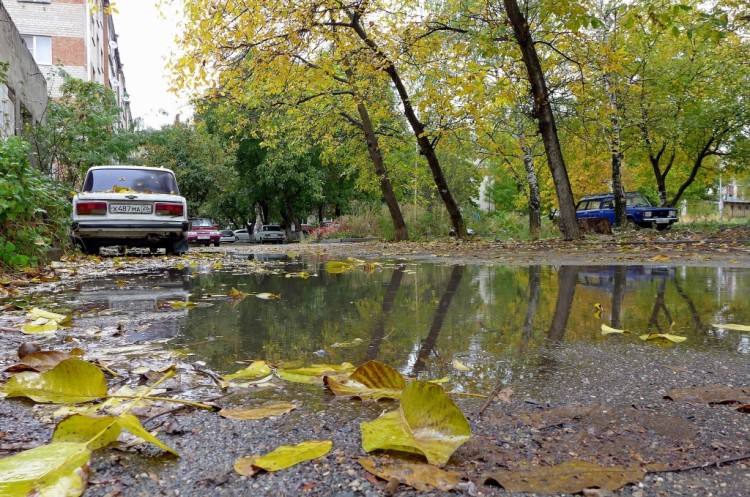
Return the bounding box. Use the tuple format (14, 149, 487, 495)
(70, 165, 189, 255)
(233, 229, 252, 243)
(255, 225, 286, 244)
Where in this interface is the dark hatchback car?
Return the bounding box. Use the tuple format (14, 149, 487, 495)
(576, 192, 678, 230)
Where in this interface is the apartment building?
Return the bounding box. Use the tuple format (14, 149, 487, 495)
(1, 1, 48, 138)
(2, 0, 132, 129)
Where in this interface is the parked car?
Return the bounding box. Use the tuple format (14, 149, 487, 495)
(187, 218, 221, 246)
(233, 229, 252, 243)
(220, 229, 237, 243)
(255, 224, 286, 244)
(576, 192, 678, 230)
(70, 165, 189, 255)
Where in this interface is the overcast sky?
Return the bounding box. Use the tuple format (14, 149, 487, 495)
(113, 1, 192, 129)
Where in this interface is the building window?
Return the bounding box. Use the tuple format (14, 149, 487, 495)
(21, 35, 52, 65)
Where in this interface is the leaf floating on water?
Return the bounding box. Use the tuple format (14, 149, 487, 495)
(0, 441, 91, 497)
(169, 300, 196, 309)
(601, 323, 627, 335)
(234, 440, 332, 476)
(21, 320, 59, 334)
(0, 358, 107, 403)
(451, 359, 470, 371)
(639, 333, 687, 343)
(227, 288, 248, 300)
(359, 456, 460, 492)
(257, 291, 282, 300)
(360, 380, 471, 466)
(219, 402, 296, 420)
(326, 261, 355, 274)
(324, 360, 406, 400)
(711, 323, 750, 332)
(594, 302, 603, 318)
(285, 271, 312, 279)
(483, 459, 645, 493)
(223, 360, 272, 382)
(26, 307, 68, 322)
(277, 362, 355, 385)
(329, 338, 363, 348)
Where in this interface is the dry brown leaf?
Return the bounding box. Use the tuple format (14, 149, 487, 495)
(358, 456, 460, 492)
(483, 459, 645, 493)
(664, 385, 750, 405)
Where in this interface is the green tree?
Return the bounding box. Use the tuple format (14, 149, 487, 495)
(25, 72, 138, 185)
(171, 0, 467, 237)
(140, 121, 236, 221)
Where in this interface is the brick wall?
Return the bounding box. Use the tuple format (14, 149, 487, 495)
(53, 36, 86, 66)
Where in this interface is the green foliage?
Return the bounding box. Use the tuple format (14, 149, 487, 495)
(24, 71, 139, 184)
(140, 121, 237, 223)
(0, 137, 70, 269)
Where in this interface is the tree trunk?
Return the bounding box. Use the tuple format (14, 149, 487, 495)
(356, 102, 409, 241)
(547, 265, 580, 340)
(606, 75, 627, 226)
(503, 0, 580, 240)
(521, 139, 542, 239)
(413, 265, 464, 375)
(343, 69, 409, 241)
(348, 14, 466, 237)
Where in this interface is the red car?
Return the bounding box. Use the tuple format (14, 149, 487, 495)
(187, 218, 221, 246)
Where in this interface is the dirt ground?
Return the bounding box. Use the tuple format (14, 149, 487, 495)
(1, 225, 749, 497)
(216, 224, 750, 268)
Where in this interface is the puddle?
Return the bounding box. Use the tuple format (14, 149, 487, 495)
(38, 259, 750, 393)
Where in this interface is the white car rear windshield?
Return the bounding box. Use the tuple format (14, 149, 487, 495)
(82, 168, 180, 195)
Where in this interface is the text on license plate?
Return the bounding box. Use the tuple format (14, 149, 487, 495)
(109, 204, 153, 214)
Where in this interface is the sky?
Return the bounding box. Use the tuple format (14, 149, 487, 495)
(112, 1, 192, 129)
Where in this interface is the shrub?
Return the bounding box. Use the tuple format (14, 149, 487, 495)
(0, 137, 70, 269)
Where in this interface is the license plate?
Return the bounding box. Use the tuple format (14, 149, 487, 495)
(109, 204, 152, 214)
(198, 235, 209, 240)
(655, 219, 669, 224)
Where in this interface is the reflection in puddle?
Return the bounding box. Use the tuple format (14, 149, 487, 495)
(63, 261, 750, 393)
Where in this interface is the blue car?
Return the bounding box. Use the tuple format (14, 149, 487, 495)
(576, 192, 678, 230)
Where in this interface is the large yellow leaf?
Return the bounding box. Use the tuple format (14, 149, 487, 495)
(219, 402, 296, 420)
(116, 413, 178, 455)
(324, 360, 406, 400)
(52, 413, 178, 454)
(360, 381, 471, 466)
(359, 456, 460, 491)
(234, 440, 332, 476)
(483, 459, 645, 493)
(0, 359, 107, 403)
(222, 361, 272, 382)
(0, 442, 91, 497)
(53, 414, 122, 450)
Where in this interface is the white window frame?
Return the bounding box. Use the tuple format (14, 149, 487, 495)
(21, 35, 52, 65)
